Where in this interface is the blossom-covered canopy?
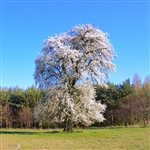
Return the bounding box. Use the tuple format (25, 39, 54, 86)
(34, 24, 116, 89)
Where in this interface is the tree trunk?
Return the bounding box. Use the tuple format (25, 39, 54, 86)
(6, 118, 8, 130)
(125, 121, 128, 127)
(63, 119, 73, 132)
(111, 114, 114, 126)
(143, 118, 146, 127)
(67, 120, 73, 131)
(63, 119, 67, 132)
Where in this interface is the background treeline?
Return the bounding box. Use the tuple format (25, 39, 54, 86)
(0, 74, 149, 129)
(96, 74, 150, 127)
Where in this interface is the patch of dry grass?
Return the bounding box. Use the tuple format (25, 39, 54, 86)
(0, 126, 149, 150)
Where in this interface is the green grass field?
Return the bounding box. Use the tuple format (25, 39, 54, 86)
(0, 126, 149, 150)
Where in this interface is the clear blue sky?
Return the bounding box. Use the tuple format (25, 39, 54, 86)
(0, 0, 149, 89)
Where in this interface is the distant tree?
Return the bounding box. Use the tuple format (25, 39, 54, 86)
(0, 88, 13, 128)
(0, 88, 10, 106)
(19, 107, 33, 128)
(9, 87, 27, 127)
(118, 79, 135, 126)
(0, 90, 7, 127)
(2, 104, 13, 129)
(119, 74, 150, 127)
(119, 94, 139, 126)
(141, 76, 150, 126)
(132, 73, 142, 93)
(96, 79, 135, 126)
(96, 83, 120, 126)
(120, 79, 133, 99)
(25, 86, 45, 110)
(25, 86, 46, 128)
(34, 24, 116, 131)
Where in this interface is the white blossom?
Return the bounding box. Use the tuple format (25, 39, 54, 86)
(34, 24, 116, 88)
(34, 24, 116, 130)
(34, 84, 106, 126)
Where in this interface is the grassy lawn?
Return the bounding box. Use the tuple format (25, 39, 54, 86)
(0, 126, 149, 150)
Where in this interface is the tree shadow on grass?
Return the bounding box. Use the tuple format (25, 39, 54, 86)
(0, 130, 83, 135)
(0, 130, 61, 135)
(0, 131, 39, 135)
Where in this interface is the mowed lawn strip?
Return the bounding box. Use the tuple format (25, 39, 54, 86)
(0, 127, 149, 150)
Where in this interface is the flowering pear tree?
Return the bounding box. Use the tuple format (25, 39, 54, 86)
(34, 24, 116, 131)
